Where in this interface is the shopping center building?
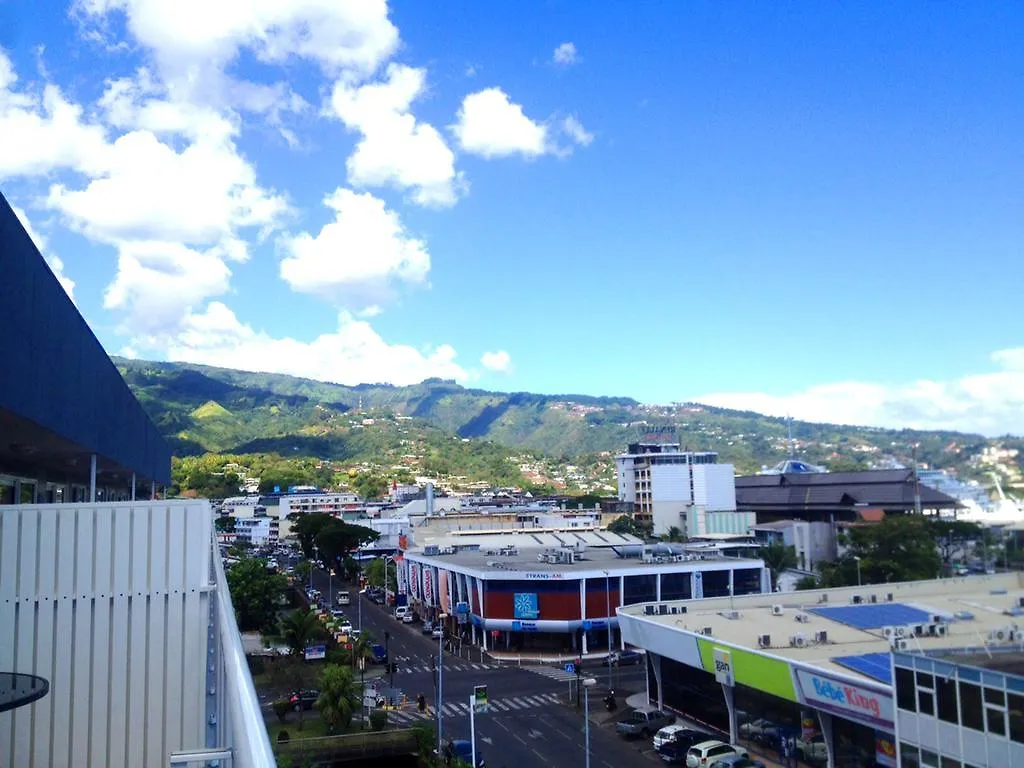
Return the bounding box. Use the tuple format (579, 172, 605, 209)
(399, 534, 768, 654)
(619, 572, 1024, 768)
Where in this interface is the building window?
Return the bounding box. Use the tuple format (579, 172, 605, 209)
(622, 574, 657, 605)
(936, 676, 958, 724)
(959, 682, 984, 731)
(899, 743, 920, 768)
(917, 671, 935, 716)
(985, 686, 1007, 736)
(896, 666, 917, 711)
(660, 571, 691, 601)
(1008, 693, 1024, 743)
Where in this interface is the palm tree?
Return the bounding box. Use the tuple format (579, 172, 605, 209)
(665, 526, 685, 542)
(760, 542, 798, 591)
(278, 609, 327, 731)
(316, 665, 360, 734)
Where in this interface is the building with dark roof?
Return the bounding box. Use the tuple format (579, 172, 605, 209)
(735, 469, 960, 523)
(0, 192, 170, 503)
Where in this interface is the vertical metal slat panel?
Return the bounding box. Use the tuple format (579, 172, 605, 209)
(33, 510, 57, 768)
(181, 589, 205, 748)
(71, 507, 96, 765)
(50, 508, 78, 767)
(147, 505, 169, 768)
(90, 507, 113, 768)
(0, 509, 18, 767)
(127, 508, 150, 767)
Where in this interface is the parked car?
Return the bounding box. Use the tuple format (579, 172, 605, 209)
(421, 621, 434, 635)
(616, 708, 675, 738)
(739, 718, 779, 745)
(370, 644, 388, 664)
(796, 734, 828, 764)
(394, 606, 410, 621)
(443, 739, 485, 768)
(654, 726, 708, 753)
(710, 757, 765, 768)
(686, 741, 748, 767)
(289, 689, 320, 711)
(402, 611, 416, 624)
(339, 621, 353, 634)
(604, 650, 645, 667)
(432, 625, 443, 639)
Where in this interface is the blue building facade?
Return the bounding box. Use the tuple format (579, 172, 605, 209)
(0, 191, 171, 502)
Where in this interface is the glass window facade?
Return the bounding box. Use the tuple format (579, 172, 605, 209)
(701, 569, 730, 598)
(648, 656, 730, 735)
(623, 574, 657, 605)
(659, 571, 692, 601)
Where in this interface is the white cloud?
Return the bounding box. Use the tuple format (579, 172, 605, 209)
(76, 0, 399, 79)
(279, 188, 430, 308)
(481, 350, 513, 373)
(452, 87, 549, 159)
(553, 42, 578, 66)
(164, 301, 467, 386)
(330, 63, 464, 207)
(696, 347, 1024, 436)
(11, 204, 76, 300)
(561, 115, 593, 147)
(0, 48, 111, 179)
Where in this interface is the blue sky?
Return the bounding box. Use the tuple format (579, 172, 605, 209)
(1, 2, 1022, 434)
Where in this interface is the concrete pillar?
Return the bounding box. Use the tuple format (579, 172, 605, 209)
(13, 479, 21, 505)
(652, 653, 664, 711)
(151, 481, 156, 500)
(131, 473, 136, 501)
(722, 683, 737, 745)
(581, 631, 588, 655)
(817, 710, 835, 768)
(656, 573, 662, 602)
(89, 454, 97, 502)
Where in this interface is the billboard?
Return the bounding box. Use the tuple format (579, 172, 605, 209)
(514, 593, 539, 620)
(422, 566, 435, 607)
(304, 644, 326, 661)
(409, 563, 420, 600)
(792, 667, 893, 730)
(440, 569, 452, 613)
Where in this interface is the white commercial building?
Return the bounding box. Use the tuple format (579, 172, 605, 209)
(616, 441, 749, 537)
(278, 492, 360, 518)
(235, 515, 277, 546)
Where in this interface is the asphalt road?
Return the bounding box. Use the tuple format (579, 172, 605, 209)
(307, 570, 663, 768)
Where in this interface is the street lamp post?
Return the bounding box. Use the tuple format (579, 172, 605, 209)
(309, 544, 318, 593)
(329, 566, 333, 608)
(854, 556, 862, 587)
(437, 612, 449, 764)
(583, 677, 597, 768)
(603, 570, 612, 693)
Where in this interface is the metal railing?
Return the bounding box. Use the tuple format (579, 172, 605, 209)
(171, 538, 276, 768)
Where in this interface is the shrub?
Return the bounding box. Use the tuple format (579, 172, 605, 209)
(369, 710, 388, 731)
(277, 730, 290, 743)
(273, 699, 291, 723)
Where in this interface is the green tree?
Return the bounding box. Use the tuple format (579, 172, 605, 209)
(842, 515, 942, 584)
(930, 519, 983, 572)
(664, 526, 685, 542)
(292, 514, 338, 559)
(760, 542, 798, 590)
(316, 522, 380, 573)
(316, 665, 360, 733)
(279, 609, 327, 657)
(364, 557, 397, 589)
(608, 515, 641, 536)
(215, 516, 236, 533)
(225, 556, 287, 632)
(351, 473, 389, 501)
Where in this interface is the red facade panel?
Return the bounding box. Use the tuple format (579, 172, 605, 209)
(585, 589, 619, 619)
(483, 581, 584, 621)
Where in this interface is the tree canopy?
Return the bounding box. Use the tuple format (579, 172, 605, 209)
(225, 556, 287, 632)
(760, 542, 798, 590)
(292, 513, 380, 571)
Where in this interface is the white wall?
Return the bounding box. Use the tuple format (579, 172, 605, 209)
(694, 464, 736, 511)
(0, 501, 213, 768)
(650, 463, 692, 503)
(653, 499, 690, 536)
(616, 458, 635, 503)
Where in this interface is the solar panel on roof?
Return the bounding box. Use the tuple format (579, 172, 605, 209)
(808, 603, 932, 630)
(831, 653, 893, 684)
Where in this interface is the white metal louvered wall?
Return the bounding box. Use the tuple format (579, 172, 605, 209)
(0, 501, 213, 768)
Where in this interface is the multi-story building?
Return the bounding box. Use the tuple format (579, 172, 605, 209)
(618, 570, 1024, 768)
(893, 647, 1024, 768)
(752, 519, 837, 571)
(235, 514, 279, 546)
(615, 441, 746, 536)
(278, 491, 360, 518)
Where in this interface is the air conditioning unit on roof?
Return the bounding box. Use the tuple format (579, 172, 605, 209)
(790, 633, 807, 648)
(701, 626, 713, 636)
(882, 626, 897, 639)
(795, 613, 810, 623)
(757, 633, 771, 648)
(771, 604, 784, 616)
(814, 630, 828, 644)
(892, 638, 909, 651)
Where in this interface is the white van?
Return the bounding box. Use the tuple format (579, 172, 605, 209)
(337, 591, 351, 606)
(394, 606, 410, 621)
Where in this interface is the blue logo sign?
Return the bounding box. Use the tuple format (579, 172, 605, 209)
(456, 601, 470, 615)
(582, 620, 592, 631)
(565, 663, 576, 674)
(514, 593, 539, 619)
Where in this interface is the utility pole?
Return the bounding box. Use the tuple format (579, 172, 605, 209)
(604, 570, 613, 693)
(912, 443, 922, 516)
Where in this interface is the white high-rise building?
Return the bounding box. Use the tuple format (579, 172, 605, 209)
(615, 441, 749, 537)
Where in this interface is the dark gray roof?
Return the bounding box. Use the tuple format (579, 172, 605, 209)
(735, 470, 959, 512)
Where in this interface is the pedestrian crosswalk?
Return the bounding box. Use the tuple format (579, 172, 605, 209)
(392, 659, 502, 674)
(522, 665, 579, 682)
(381, 692, 564, 724)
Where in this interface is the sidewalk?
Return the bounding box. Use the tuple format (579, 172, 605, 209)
(486, 649, 610, 665)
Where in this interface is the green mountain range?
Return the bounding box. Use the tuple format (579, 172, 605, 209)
(115, 358, 1023, 487)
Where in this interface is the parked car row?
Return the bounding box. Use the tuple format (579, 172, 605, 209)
(635, 719, 765, 768)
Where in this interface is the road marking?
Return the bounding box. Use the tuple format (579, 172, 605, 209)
(528, 729, 544, 740)
(532, 749, 546, 761)
(480, 736, 493, 745)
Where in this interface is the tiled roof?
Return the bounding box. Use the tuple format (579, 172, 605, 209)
(735, 470, 959, 512)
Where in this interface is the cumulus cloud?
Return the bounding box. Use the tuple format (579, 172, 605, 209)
(553, 42, 578, 66)
(164, 301, 467, 386)
(279, 188, 430, 309)
(480, 350, 513, 373)
(330, 63, 464, 207)
(696, 348, 1024, 436)
(11, 204, 76, 300)
(452, 87, 549, 159)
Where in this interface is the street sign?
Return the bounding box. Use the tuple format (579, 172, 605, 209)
(473, 684, 489, 713)
(565, 663, 576, 675)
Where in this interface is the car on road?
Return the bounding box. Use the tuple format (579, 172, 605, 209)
(370, 644, 388, 664)
(339, 621, 353, 634)
(443, 739, 484, 768)
(402, 612, 416, 624)
(432, 626, 443, 639)
(604, 649, 645, 667)
(394, 606, 410, 621)
(654, 726, 708, 753)
(421, 621, 434, 635)
(685, 741, 748, 767)
(289, 689, 320, 711)
(616, 707, 675, 738)
(709, 757, 766, 768)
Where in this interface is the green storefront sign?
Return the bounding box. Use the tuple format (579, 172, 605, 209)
(695, 637, 798, 702)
